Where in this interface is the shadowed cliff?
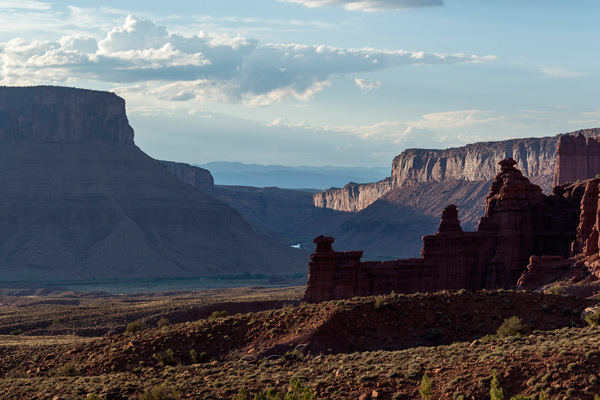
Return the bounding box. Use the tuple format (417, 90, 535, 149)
(0, 86, 304, 283)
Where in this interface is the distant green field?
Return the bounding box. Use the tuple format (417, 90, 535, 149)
(1, 274, 308, 294)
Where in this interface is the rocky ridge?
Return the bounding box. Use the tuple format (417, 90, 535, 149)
(304, 159, 583, 302)
(315, 131, 600, 213)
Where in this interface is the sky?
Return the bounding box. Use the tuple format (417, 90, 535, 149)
(0, 0, 598, 168)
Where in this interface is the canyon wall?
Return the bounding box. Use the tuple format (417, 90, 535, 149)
(0, 86, 304, 282)
(304, 159, 583, 302)
(314, 136, 559, 212)
(312, 178, 391, 212)
(0, 86, 134, 143)
(553, 129, 600, 187)
(391, 137, 559, 190)
(161, 161, 215, 196)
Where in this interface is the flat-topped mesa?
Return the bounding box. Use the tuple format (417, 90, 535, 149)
(553, 131, 600, 187)
(304, 158, 583, 302)
(0, 86, 134, 143)
(391, 137, 559, 191)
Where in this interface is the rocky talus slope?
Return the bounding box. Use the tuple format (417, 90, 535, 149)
(0, 86, 303, 283)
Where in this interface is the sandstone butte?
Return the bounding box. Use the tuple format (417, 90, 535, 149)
(304, 158, 588, 303)
(0, 85, 304, 283)
(314, 128, 600, 214)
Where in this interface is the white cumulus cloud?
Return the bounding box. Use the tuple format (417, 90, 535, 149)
(0, 14, 492, 105)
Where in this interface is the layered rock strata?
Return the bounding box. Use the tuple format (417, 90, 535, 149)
(314, 130, 600, 214)
(304, 159, 582, 302)
(518, 176, 600, 292)
(314, 136, 559, 213)
(161, 161, 215, 196)
(0, 86, 303, 282)
(553, 130, 600, 187)
(391, 137, 559, 190)
(312, 178, 391, 212)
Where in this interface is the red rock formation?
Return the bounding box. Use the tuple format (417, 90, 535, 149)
(304, 159, 582, 302)
(553, 131, 600, 187)
(436, 204, 463, 232)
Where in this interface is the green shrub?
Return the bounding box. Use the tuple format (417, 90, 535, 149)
(139, 386, 181, 400)
(496, 316, 530, 338)
(56, 362, 79, 377)
(285, 378, 316, 400)
(125, 321, 142, 334)
(544, 284, 565, 295)
(153, 349, 175, 366)
(585, 312, 600, 326)
(419, 374, 433, 399)
(209, 310, 228, 320)
(490, 371, 504, 400)
(284, 349, 304, 361)
(233, 388, 248, 400)
(157, 317, 171, 328)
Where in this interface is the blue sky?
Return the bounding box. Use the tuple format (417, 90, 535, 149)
(0, 0, 597, 167)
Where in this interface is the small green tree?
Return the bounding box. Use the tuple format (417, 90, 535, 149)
(490, 371, 504, 400)
(419, 374, 433, 399)
(233, 388, 248, 400)
(125, 321, 142, 335)
(496, 316, 530, 338)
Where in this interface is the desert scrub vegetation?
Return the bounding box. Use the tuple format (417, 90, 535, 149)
(585, 310, 600, 326)
(140, 385, 181, 400)
(125, 321, 142, 334)
(153, 349, 175, 366)
(209, 310, 229, 320)
(55, 362, 80, 377)
(234, 378, 316, 400)
(157, 317, 171, 328)
(496, 316, 531, 338)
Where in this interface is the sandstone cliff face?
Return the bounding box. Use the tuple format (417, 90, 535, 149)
(552, 129, 600, 187)
(391, 137, 558, 192)
(304, 159, 583, 302)
(0, 86, 134, 143)
(0, 86, 304, 282)
(314, 136, 559, 213)
(312, 178, 391, 212)
(161, 161, 215, 196)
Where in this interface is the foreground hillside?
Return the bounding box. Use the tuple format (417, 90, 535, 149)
(1, 287, 600, 399)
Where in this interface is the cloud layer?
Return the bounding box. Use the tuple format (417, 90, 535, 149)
(277, 0, 444, 12)
(0, 14, 491, 105)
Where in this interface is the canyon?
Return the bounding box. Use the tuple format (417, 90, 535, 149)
(315, 128, 600, 214)
(0, 86, 304, 283)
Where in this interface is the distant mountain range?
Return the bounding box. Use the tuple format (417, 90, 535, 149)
(197, 161, 389, 190)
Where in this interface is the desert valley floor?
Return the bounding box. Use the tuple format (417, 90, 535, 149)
(2, 286, 600, 399)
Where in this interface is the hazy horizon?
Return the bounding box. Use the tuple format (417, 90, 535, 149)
(0, 0, 597, 167)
